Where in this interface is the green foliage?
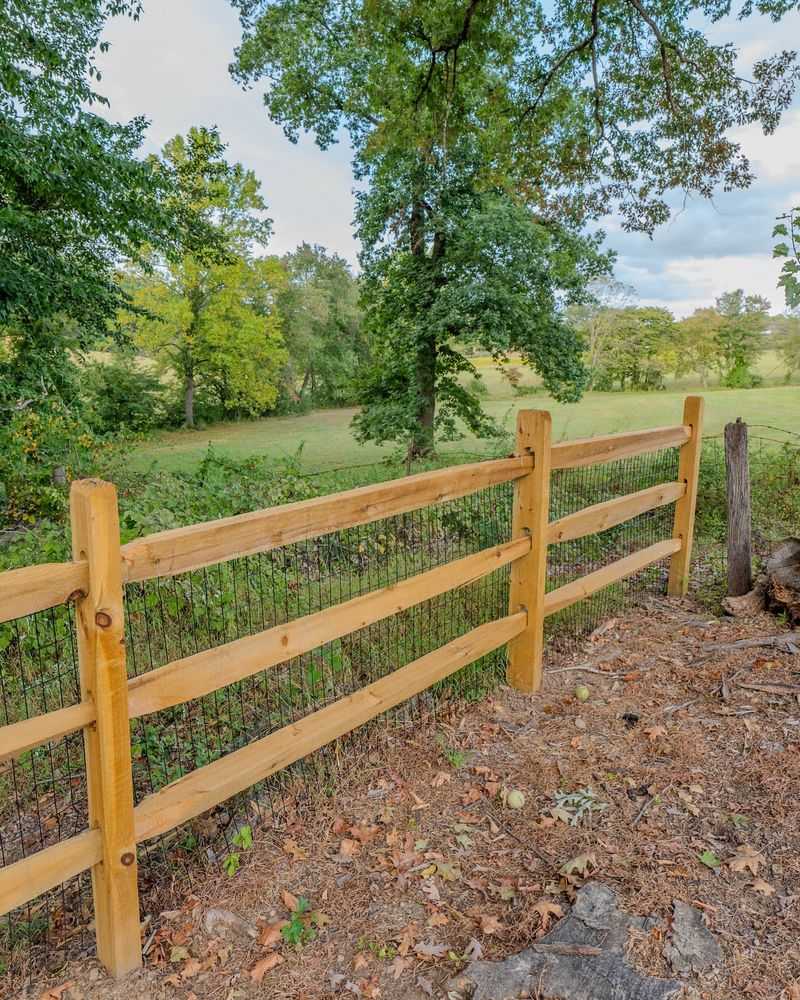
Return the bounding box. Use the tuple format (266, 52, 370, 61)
(585, 307, 677, 391)
(223, 824, 254, 876)
(0, 1, 221, 336)
(714, 289, 769, 384)
(280, 897, 318, 949)
(771, 313, 800, 377)
(121, 128, 287, 426)
(81, 354, 167, 433)
(773, 207, 800, 309)
(279, 243, 366, 407)
(0, 326, 115, 522)
(232, 0, 798, 453)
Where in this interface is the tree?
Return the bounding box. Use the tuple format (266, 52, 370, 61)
(567, 278, 637, 383)
(774, 206, 800, 309)
(0, 1, 217, 336)
(772, 312, 800, 378)
(675, 308, 726, 386)
(589, 307, 677, 391)
(278, 243, 365, 406)
(122, 129, 287, 426)
(231, 0, 798, 455)
(715, 289, 769, 386)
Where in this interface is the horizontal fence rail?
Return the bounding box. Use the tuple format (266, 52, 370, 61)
(0, 398, 703, 981)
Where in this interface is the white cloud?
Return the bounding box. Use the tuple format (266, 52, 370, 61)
(630, 253, 787, 317)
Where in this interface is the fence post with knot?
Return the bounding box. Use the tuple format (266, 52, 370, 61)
(507, 410, 552, 693)
(668, 395, 704, 596)
(70, 479, 142, 977)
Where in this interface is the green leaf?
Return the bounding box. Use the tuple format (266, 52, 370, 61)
(698, 850, 721, 869)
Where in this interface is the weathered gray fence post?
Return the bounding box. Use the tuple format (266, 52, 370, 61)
(725, 418, 752, 596)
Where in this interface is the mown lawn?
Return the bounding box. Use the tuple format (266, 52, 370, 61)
(131, 376, 800, 475)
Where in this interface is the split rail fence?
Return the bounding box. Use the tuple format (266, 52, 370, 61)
(0, 397, 703, 978)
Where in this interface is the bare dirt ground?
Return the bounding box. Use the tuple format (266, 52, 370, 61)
(24, 597, 800, 1000)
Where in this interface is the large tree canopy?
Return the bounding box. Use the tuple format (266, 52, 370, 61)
(0, 1, 218, 337)
(231, 0, 798, 454)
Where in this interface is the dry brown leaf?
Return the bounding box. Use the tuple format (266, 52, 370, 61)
(427, 912, 449, 928)
(431, 771, 451, 787)
(396, 921, 419, 956)
(281, 889, 299, 912)
(250, 952, 284, 982)
(39, 983, 75, 1000)
(282, 837, 307, 861)
(339, 837, 361, 857)
(532, 898, 563, 933)
(349, 823, 380, 844)
(644, 725, 668, 742)
(728, 845, 766, 876)
(480, 914, 505, 935)
(750, 878, 775, 896)
(353, 952, 370, 970)
(414, 940, 448, 960)
(390, 956, 413, 980)
(259, 921, 288, 948)
(332, 816, 349, 835)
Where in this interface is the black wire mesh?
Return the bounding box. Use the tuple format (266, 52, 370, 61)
(545, 446, 681, 649)
(0, 446, 692, 985)
(0, 603, 92, 983)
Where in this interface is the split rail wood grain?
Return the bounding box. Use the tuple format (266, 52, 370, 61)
(0, 399, 703, 979)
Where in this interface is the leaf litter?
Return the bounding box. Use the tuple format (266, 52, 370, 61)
(25, 599, 800, 999)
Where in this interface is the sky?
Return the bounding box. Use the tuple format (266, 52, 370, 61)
(97, 1, 800, 318)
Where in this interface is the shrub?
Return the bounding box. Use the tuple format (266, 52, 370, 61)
(82, 355, 168, 433)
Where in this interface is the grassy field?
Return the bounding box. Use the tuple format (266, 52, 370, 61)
(131, 373, 800, 475)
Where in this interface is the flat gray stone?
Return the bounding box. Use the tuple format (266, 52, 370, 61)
(453, 882, 682, 1000)
(664, 901, 722, 974)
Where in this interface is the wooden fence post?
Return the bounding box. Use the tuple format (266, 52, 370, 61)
(724, 418, 753, 596)
(507, 410, 551, 693)
(70, 480, 141, 977)
(667, 395, 704, 596)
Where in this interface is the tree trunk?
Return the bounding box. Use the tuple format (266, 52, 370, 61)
(725, 418, 752, 596)
(409, 334, 437, 460)
(184, 373, 195, 428)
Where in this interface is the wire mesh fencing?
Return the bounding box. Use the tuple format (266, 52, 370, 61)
(0, 441, 703, 984)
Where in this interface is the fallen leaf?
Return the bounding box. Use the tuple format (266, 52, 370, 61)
(250, 952, 284, 982)
(728, 845, 766, 876)
(698, 850, 721, 870)
(39, 983, 75, 1000)
(282, 837, 307, 861)
(464, 937, 483, 961)
(396, 922, 419, 956)
(170, 945, 190, 963)
(281, 889, 299, 912)
(353, 952, 370, 970)
(436, 861, 461, 881)
(389, 956, 412, 979)
(414, 940, 448, 959)
(332, 816, 349, 835)
(532, 898, 563, 933)
(644, 725, 667, 742)
(749, 878, 775, 896)
(427, 912, 449, 928)
(431, 772, 451, 787)
(559, 853, 597, 878)
(480, 914, 504, 935)
(259, 921, 288, 948)
(350, 824, 380, 844)
(338, 838, 361, 858)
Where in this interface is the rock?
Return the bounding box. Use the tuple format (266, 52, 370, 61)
(453, 882, 681, 1000)
(664, 900, 722, 974)
(202, 907, 257, 941)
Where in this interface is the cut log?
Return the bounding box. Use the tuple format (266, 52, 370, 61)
(764, 538, 800, 626)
